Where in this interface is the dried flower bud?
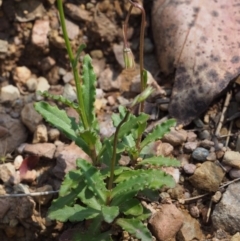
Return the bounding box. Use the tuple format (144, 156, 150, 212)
(123, 47, 135, 69)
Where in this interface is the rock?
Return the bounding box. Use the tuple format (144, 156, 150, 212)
(212, 183, 240, 235)
(62, 72, 73, 84)
(222, 151, 240, 168)
(188, 161, 225, 192)
(64, 3, 92, 22)
(189, 205, 200, 218)
(163, 128, 188, 146)
(0, 113, 28, 156)
(184, 142, 198, 153)
(113, 43, 125, 68)
(192, 147, 209, 162)
(90, 49, 103, 59)
(92, 58, 106, 78)
(169, 184, 185, 199)
(0, 39, 8, 53)
(13, 66, 31, 85)
(26, 77, 38, 92)
(14, 155, 23, 170)
(162, 167, 180, 184)
(187, 131, 197, 142)
(46, 65, 60, 85)
(144, 38, 154, 53)
(183, 163, 196, 175)
(231, 233, 240, 241)
(99, 116, 115, 138)
(212, 191, 222, 203)
(0, 199, 10, 219)
(31, 19, 50, 47)
(199, 139, 214, 149)
(53, 142, 91, 179)
(98, 67, 120, 91)
(65, 18, 79, 40)
(48, 128, 60, 142)
(23, 143, 56, 159)
(49, 30, 65, 49)
(199, 130, 211, 140)
(34, 184, 53, 205)
(229, 168, 240, 179)
(0, 85, 20, 102)
(149, 204, 184, 241)
(177, 210, 205, 241)
(36, 76, 50, 92)
(21, 102, 43, 132)
(39, 56, 56, 72)
(62, 83, 77, 102)
(15, 0, 45, 22)
(206, 152, 217, 162)
(153, 141, 174, 157)
(32, 124, 48, 143)
(0, 163, 17, 184)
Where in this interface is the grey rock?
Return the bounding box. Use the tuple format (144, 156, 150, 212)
(0, 85, 20, 102)
(184, 141, 198, 153)
(187, 131, 197, 142)
(199, 139, 214, 149)
(63, 83, 77, 102)
(98, 67, 120, 91)
(149, 204, 184, 241)
(21, 102, 43, 132)
(65, 18, 79, 40)
(23, 143, 56, 159)
(183, 163, 196, 175)
(188, 161, 225, 192)
(192, 147, 209, 161)
(229, 168, 240, 179)
(0, 113, 28, 156)
(177, 210, 205, 241)
(212, 182, 240, 235)
(222, 151, 240, 168)
(15, 0, 45, 22)
(199, 129, 211, 140)
(62, 72, 73, 84)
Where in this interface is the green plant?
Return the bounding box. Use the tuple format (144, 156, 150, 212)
(34, 0, 180, 240)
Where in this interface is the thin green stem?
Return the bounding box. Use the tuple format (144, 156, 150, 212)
(107, 110, 130, 193)
(57, 0, 89, 130)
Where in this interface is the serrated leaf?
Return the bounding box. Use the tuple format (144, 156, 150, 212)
(100, 166, 131, 179)
(82, 54, 96, 127)
(76, 159, 108, 204)
(137, 156, 180, 167)
(59, 169, 83, 196)
(49, 204, 99, 222)
(120, 198, 143, 216)
(140, 119, 176, 150)
(101, 206, 119, 223)
(77, 186, 101, 210)
(34, 102, 90, 155)
(73, 43, 86, 68)
(111, 169, 176, 206)
(116, 218, 152, 241)
(39, 91, 78, 109)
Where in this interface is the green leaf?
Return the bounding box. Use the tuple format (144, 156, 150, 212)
(76, 159, 108, 204)
(120, 198, 143, 216)
(111, 169, 176, 206)
(73, 43, 86, 68)
(143, 69, 148, 89)
(130, 86, 154, 108)
(34, 102, 90, 155)
(72, 231, 113, 241)
(77, 186, 101, 210)
(82, 54, 96, 127)
(49, 204, 99, 222)
(116, 218, 152, 241)
(140, 119, 176, 150)
(38, 91, 78, 110)
(136, 156, 180, 167)
(101, 206, 119, 223)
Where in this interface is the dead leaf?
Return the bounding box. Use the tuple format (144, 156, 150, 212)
(152, 0, 240, 125)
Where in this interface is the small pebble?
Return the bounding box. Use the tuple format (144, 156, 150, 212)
(26, 77, 38, 92)
(192, 147, 209, 162)
(199, 130, 211, 140)
(211, 191, 222, 203)
(14, 155, 24, 170)
(48, 128, 60, 142)
(32, 124, 48, 143)
(189, 205, 200, 218)
(184, 142, 198, 153)
(187, 132, 197, 142)
(229, 168, 240, 179)
(183, 163, 196, 175)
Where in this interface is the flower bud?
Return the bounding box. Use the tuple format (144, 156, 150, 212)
(123, 47, 135, 69)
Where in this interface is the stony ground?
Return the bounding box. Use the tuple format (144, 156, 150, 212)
(1, 0, 240, 241)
